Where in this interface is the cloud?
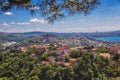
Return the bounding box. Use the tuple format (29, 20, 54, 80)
(10, 22, 15, 24)
(4, 12, 13, 15)
(0, 24, 2, 27)
(115, 16, 120, 20)
(60, 21, 65, 23)
(3, 22, 11, 27)
(29, 6, 40, 10)
(17, 22, 31, 25)
(29, 18, 47, 24)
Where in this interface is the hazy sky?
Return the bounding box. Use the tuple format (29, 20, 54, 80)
(0, 0, 120, 33)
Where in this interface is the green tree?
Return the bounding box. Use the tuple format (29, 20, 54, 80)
(48, 44, 56, 51)
(40, 54, 48, 61)
(0, 77, 11, 80)
(96, 46, 109, 53)
(69, 50, 83, 58)
(0, 50, 39, 80)
(65, 56, 70, 62)
(113, 53, 120, 61)
(73, 53, 113, 80)
(39, 64, 56, 80)
(84, 45, 94, 50)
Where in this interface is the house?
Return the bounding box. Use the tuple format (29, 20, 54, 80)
(70, 46, 84, 51)
(69, 58, 76, 64)
(92, 48, 97, 52)
(109, 46, 120, 54)
(42, 61, 49, 64)
(29, 44, 46, 52)
(57, 55, 66, 62)
(19, 47, 27, 52)
(56, 47, 70, 56)
(29, 44, 44, 49)
(3, 41, 17, 48)
(47, 56, 56, 62)
(57, 43, 63, 47)
(99, 53, 111, 58)
(56, 62, 70, 66)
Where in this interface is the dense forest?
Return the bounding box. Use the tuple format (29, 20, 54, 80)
(0, 47, 120, 80)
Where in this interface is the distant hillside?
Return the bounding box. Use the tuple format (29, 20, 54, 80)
(12, 31, 83, 37)
(1, 30, 120, 42)
(12, 30, 120, 37)
(81, 30, 120, 37)
(0, 32, 30, 42)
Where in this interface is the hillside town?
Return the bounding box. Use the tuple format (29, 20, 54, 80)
(1, 35, 120, 80)
(1, 0, 120, 79)
(14, 41, 120, 66)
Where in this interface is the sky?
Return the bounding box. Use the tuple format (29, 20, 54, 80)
(0, 0, 120, 33)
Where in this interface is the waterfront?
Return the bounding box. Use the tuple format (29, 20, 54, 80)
(95, 36, 120, 42)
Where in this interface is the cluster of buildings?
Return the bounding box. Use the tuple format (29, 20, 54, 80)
(19, 42, 120, 65)
(3, 41, 17, 49)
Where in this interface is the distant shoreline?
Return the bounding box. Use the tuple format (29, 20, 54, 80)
(94, 36, 120, 42)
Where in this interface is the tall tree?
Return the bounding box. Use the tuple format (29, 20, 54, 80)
(0, 0, 99, 23)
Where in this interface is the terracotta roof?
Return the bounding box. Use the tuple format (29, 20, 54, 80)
(19, 47, 27, 52)
(29, 44, 45, 49)
(99, 53, 111, 58)
(56, 62, 71, 65)
(42, 61, 49, 64)
(92, 48, 97, 51)
(110, 46, 120, 54)
(69, 58, 76, 63)
(57, 47, 70, 50)
(56, 62, 64, 64)
(110, 46, 120, 51)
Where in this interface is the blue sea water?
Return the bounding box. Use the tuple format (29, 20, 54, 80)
(95, 36, 120, 42)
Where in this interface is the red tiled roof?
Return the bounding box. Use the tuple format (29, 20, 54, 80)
(69, 58, 76, 63)
(99, 53, 111, 58)
(29, 44, 45, 49)
(57, 47, 70, 50)
(110, 46, 120, 51)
